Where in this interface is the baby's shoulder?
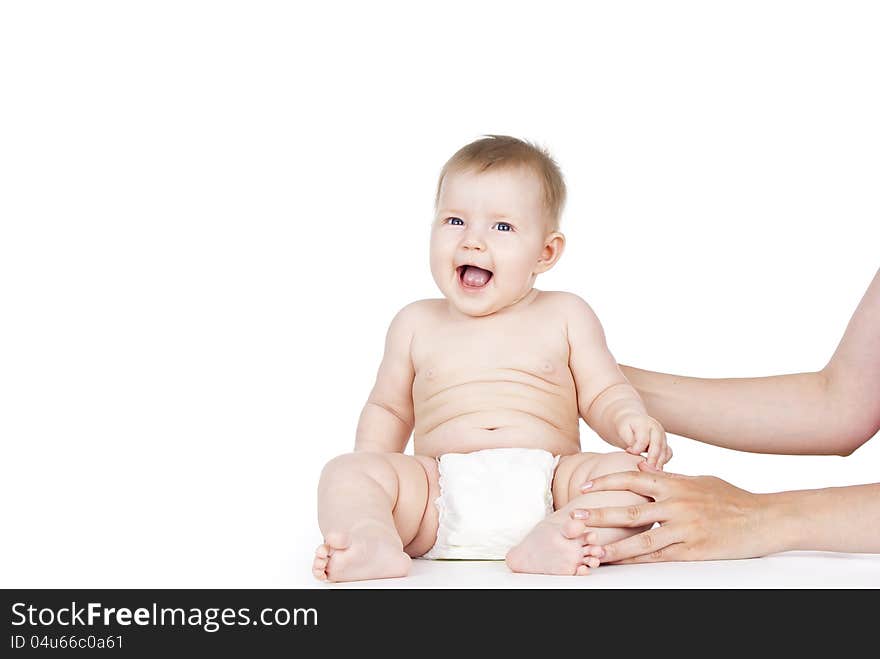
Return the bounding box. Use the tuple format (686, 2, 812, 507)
(389, 298, 446, 330)
(536, 290, 598, 317)
(382, 299, 443, 348)
(537, 291, 607, 342)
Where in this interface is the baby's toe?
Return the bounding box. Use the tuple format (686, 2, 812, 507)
(315, 544, 330, 559)
(323, 531, 350, 551)
(585, 542, 602, 555)
(575, 565, 591, 576)
(583, 555, 600, 569)
(312, 557, 329, 581)
(561, 518, 588, 539)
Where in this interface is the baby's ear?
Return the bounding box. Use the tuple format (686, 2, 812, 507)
(535, 232, 565, 274)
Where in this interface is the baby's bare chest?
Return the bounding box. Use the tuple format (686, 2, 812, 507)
(411, 319, 573, 398)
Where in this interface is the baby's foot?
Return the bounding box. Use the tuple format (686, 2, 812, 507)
(506, 516, 602, 576)
(312, 521, 412, 582)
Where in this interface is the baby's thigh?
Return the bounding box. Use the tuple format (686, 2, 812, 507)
(552, 451, 647, 510)
(402, 455, 441, 558)
(373, 453, 440, 555)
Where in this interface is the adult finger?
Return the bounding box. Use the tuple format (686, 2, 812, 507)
(580, 469, 668, 499)
(608, 542, 686, 564)
(598, 526, 684, 564)
(569, 501, 669, 528)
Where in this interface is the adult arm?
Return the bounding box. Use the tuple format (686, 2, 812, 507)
(574, 464, 880, 561)
(620, 268, 880, 455)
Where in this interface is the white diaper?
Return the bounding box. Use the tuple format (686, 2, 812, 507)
(422, 447, 560, 560)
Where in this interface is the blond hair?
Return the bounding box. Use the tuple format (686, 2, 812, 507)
(434, 134, 566, 230)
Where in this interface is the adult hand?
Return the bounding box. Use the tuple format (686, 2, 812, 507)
(571, 462, 774, 563)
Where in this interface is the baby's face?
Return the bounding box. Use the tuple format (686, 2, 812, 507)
(430, 166, 562, 317)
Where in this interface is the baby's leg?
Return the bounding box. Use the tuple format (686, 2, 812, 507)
(552, 451, 653, 546)
(506, 451, 649, 575)
(314, 452, 439, 582)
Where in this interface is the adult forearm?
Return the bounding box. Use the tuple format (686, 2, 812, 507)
(620, 269, 880, 455)
(619, 366, 854, 455)
(766, 484, 880, 553)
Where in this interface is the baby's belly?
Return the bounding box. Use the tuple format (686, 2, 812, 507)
(412, 369, 582, 458)
(414, 410, 580, 458)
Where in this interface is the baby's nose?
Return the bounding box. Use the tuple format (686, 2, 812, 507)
(461, 236, 486, 251)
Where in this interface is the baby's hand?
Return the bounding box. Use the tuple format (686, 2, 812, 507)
(615, 413, 671, 469)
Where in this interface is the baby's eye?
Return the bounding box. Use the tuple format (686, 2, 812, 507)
(493, 222, 513, 232)
(446, 217, 464, 226)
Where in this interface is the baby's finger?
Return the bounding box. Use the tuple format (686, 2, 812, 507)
(655, 439, 673, 469)
(618, 423, 636, 450)
(599, 525, 684, 564)
(637, 460, 682, 478)
(646, 427, 663, 468)
(627, 426, 650, 455)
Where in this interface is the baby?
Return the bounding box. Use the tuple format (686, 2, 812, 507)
(313, 135, 671, 582)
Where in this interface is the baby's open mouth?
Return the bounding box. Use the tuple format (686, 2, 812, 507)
(458, 265, 493, 288)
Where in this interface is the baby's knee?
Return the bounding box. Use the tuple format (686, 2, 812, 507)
(584, 452, 652, 519)
(589, 451, 644, 479)
(319, 452, 397, 489)
(561, 451, 643, 505)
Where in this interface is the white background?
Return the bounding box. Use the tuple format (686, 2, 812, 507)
(1, 1, 878, 588)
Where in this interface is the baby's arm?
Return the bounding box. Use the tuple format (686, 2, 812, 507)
(564, 294, 670, 468)
(354, 303, 419, 453)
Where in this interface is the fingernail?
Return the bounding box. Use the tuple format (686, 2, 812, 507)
(572, 510, 589, 519)
(580, 481, 593, 491)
